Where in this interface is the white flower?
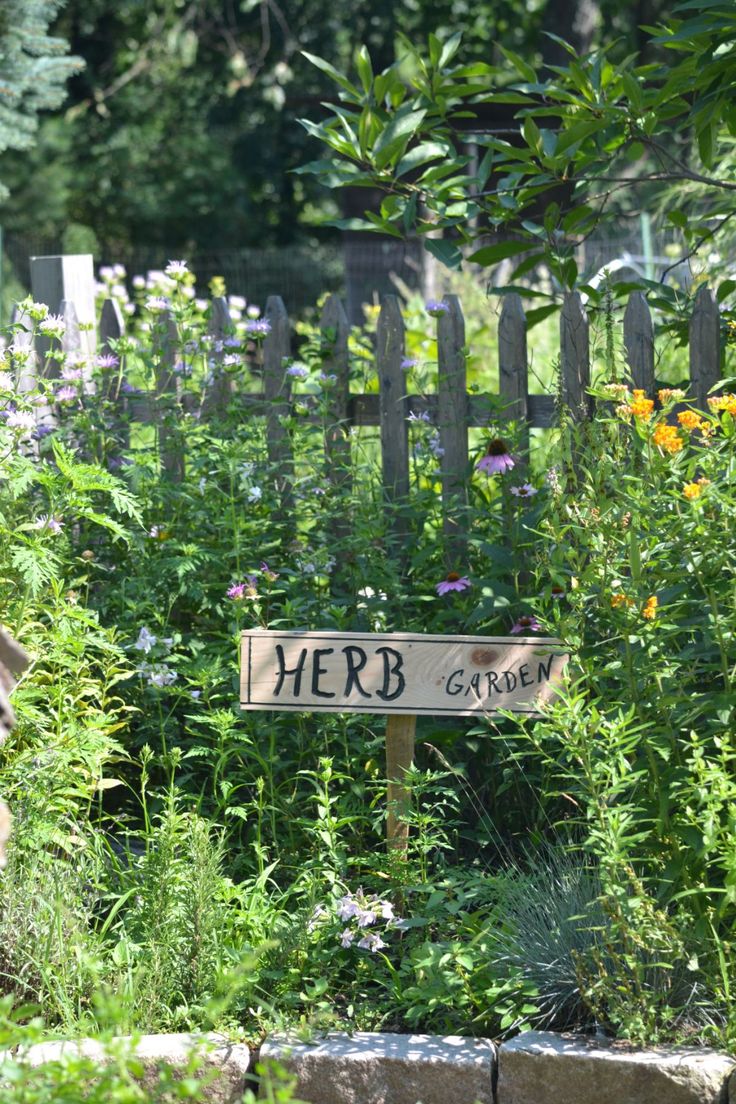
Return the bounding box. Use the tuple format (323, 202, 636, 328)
(38, 314, 66, 335)
(99, 265, 114, 281)
(34, 515, 63, 533)
(145, 296, 169, 312)
(357, 908, 377, 928)
(132, 275, 146, 289)
(336, 895, 360, 922)
(190, 689, 201, 700)
(113, 264, 126, 279)
(340, 929, 355, 948)
(164, 260, 188, 278)
(6, 410, 35, 431)
(0, 372, 14, 391)
(380, 901, 395, 921)
(228, 295, 246, 310)
(148, 666, 177, 687)
(307, 905, 328, 933)
(134, 627, 157, 654)
(247, 486, 262, 503)
(240, 462, 255, 478)
(357, 932, 385, 953)
(510, 483, 538, 498)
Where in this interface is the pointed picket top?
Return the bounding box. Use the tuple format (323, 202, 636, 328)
(624, 292, 654, 395)
(499, 292, 528, 423)
(690, 284, 720, 410)
(99, 297, 124, 351)
(560, 291, 592, 419)
(262, 295, 293, 520)
(210, 295, 232, 339)
(437, 294, 468, 562)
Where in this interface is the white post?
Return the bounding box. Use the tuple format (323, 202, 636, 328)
(30, 254, 97, 355)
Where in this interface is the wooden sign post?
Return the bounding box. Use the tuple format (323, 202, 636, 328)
(240, 630, 568, 851)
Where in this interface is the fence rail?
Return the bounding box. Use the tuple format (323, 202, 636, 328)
(9, 254, 726, 564)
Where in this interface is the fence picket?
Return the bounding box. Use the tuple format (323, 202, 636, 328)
(262, 295, 293, 519)
(690, 285, 720, 410)
(624, 292, 654, 394)
(560, 291, 592, 419)
(205, 297, 233, 417)
(320, 296, 352, 586)
(377, 296, 409, 557)
(154, 307, 184, 482)
(437, 295, 468, 564)
(498, 292, 529, 460)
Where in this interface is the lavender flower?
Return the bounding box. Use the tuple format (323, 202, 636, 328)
(135, 627, 157, 653)
(425, 299, 450, 317)
(55, 386, 78, 403)
(96, 353, 120, 369)
(34, 515, 63, 534)
(164, 260, 188, 278)
(401, 357, 418, 370)
(245, 319, 271, 337)
(6, 410, 35, 431)
(286, 364, 308, 378)
(145, 295, 170, 312)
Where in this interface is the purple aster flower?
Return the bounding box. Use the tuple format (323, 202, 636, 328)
(408, 410, 431, 423)
(34, 515, 63, 534)
(401, 357, 418, 370)
(510, 615, 542, 635)
(425, 299, 450, 317)
(224, 336, 241, 348)
(436, 572, 471, 596)
(121, 380, 142, 395)
(96, 354, 120, 369)
(477, 439, 515, 475)
(286, 364, 308, 378)
(245, 319, 271, 337)
(33, 424, 54, 440)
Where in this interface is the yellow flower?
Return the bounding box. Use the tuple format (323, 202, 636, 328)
(642, 595, 658, 621)
(708, 394, 736, 416)
(611, 592, 634, 609)
(652, 423, 684, 454)
(629, 397, 654, 421)
(683, 482, 702, 500)
(677, 410, 704, 432)
(658, 388, 685, 404)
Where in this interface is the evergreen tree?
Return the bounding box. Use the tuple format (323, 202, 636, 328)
(0, 0, 81, 197)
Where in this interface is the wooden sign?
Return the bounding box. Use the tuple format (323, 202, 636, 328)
(240, 630, 567, 718)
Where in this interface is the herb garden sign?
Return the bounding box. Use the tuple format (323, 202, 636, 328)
(241, 630, 568, 849)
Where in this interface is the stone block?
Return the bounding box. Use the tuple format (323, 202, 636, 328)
(259, 1030, 496, 1104)
(22, 1032, 250, 1103)
(498, 1030, 735, 1104)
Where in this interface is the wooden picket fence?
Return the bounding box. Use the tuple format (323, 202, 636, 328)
(13, 254, 724, 561)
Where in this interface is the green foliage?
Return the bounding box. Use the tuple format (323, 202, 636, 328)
(301, 8, 736, 314)
(2, 276, 736, 1052)
(0, 0, 81, 199)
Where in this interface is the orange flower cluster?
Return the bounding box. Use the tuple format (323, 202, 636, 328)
(677, 410, 705, 432)
(708, 394, 736, 416)
(652, 423, 684, 453)
(642, 595, 658, 620)
(683, 478, 710, 500)
(627, 389, 654, 421)
(610, 593, 634, 609)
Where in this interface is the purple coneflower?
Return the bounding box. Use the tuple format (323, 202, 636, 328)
(550, 584, 565, 600)
(510, 483, 537, 498)
(510, 615, 542, 635)
(436, 572, 471, 596)
(477, 439, 515, 475)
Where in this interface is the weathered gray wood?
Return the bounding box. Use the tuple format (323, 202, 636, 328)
(386, 713, 415, 853)
(204, 296, 234, 416)
(60, 300, 82, 358)
(377, 296, 409, 555)
(9, 306, 37, 395)
(320, 296, 352, 587)
(499, 294, 528, 421)
(624, 292, 654, 394)
(30, 254, 96, 355)
(560, 292, 592, 419)
(437, 294, 468, 563)
(689, 284, 721, 409)
(154, 308, 184, 481)
(262, 295, 293, 518)
(498, 292, 530, 464)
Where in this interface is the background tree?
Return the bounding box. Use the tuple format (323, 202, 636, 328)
(0, 0, 81, 199)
